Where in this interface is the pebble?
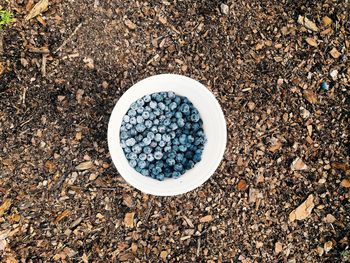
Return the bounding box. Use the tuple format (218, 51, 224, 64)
(220, 4, 229, 15)
(320, 82, 329, 91)
(330, 69, 338, 80)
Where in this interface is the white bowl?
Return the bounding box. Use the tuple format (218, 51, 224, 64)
(108, 74, 227, 196)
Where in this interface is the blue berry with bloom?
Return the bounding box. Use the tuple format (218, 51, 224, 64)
(120, 91, 206, 180)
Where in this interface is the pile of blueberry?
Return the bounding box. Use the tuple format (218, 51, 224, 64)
(119, 91, 206, 181)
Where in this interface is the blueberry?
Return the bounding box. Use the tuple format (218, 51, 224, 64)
(162, 134, 171, 142)
(132, 145, 142, 154)
(145, 120, 152, 128)
(187, 135, 195, 143)
(180, 104, 190, 113)
(135, 166, 142, 173)
(137, 98, 145, 107)
(177, 118, 185, 127)
(142, 137, 151, 145)
(193, 153, 202, 162)
(136, 106, 144, 114)
(124, 147, 131, 154)
(139, 153, 147, 161)
(120, 131, 128, 140)
(156, 173, 165, 181)
(159, 115, 166, 122)
(120, 125, 127, 132)
(155, 133, 162, 142)
(149, 112, 156, 120)
(154, 94, 163, 102)
(166, 158, 175, 166)
(129, 160, 137, 168)
(159, 141, 166, 147)
(168, 152, 176, 159)
(184, 122, 191, 130)
(172, 145, 179, 151)
(158, 126, 166, 133)
(185, 151, 194, 159)
(135, 123, 146, 132)
(125, 123, 132, 130)
(165, 111, 173, 118)
(151, 126, 158, 133)
(147, 132, 155, 140)
(130, 102, 138, 110)
(150, 141, 158, 148)
(192, 123, 200, 131)
(179, 134, 187, 145)
(138, 160, 147, 169)
(147, 153, 155, 162)
(158, 102, 166, 110)
(173, 138, 180, 145)
(167, 91, 175, 98)
(191, 114, 200, 122)
(128, 152, 137, 160)
(136, 116, 144, 124)
(155, 161, 164, 168)
(169, 123, 178, 131)
(170, 131, 176, 139)
(175, 153, 184, 162)
(172, 171, 181, 178)
(154, 151, 163, 160)
(143, 94, 151, 102)
(143, 146, 152, 154)
(136, 134, 143, 142)
(120, 140, 126, 148)
(175, 112, 183, 119)
(153, 108, 161, 116)
(128, 109, 137, 117)
(129, 117, 137, 125)
(152, 166, 162, 175)
(174, 163, 183, 172)
(163, 118, 171, 126)
(142, 111, 150, 119)
(150, 101, 157, 109)
(164, 146, 171, 152)
(169, 102, 177, 111)
(174, 96, 181, 104)
(141, 169, 149, 176)
(123, 115, 130, 123)
(184, 160, 195, 169)
(125, 138, 136, 147)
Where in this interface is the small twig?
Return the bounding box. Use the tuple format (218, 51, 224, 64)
(55, 22, 83, 53)
(28, 46, 49, 54)
(41, 54, 48, 77)
(144, 199, 154, 222)
(20, 117, 33, 127)
(22, 87, 28, 106)
(196, 237, 201, 256)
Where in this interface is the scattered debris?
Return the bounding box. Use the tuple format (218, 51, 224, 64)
(75, 161, 93, 170)
(124, 19, 136, 30)
(303, 90, 317, 104)
(323, 214, 336, 223)
(0, 200, 12, 217)
(340, 179, 350, 188)
(291, 157, 308, 171)
(297, 16, 319, 31)
(320, 81, 329, 91)
(324, 241, 333, 253)
(330, 47, 341, 59)
(124, 212, 135, 228)
(199, 215, 213, 223)
(305, 37, 318, 47)
(220, 4, 229, 15)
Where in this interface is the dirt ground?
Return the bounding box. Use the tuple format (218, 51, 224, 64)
(0, 0, 349, 262)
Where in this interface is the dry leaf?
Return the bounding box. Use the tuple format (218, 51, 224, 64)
(5, 256, 18, 263)
(25, 0, 49, 21)
(275, 242, 283, 254)
(124, 212, 135, 228)
(340, 179, 350, 188)
(0, 200, 12, 217)
(9, 214, 21, 222)
(75, 161, 93, 170)
(26, 0, 34, 11)
(53, 209, 71, 224)
(323, 214, 336, 223)
(324, 241, 333, 253)
(329, 48, 341, 59)
(124, 19, 136, 30)
(304, 17, 318, 31)
(321, 27, 333, 35)
(199, 215, 213, 223)
(247, 102, 255, 111)
(158, 16, 167, 24)
(291, 157, 308, 171)
(305, 37, 318, 47)
(131, 243, 138, 253)
(289, 194, 315, 222)
(269, 140, 282, 153)
(45, 160, 57, 173)
(331, 162, 349, 172)
(237, 179, 247, 191)
(255, 43, 264, 50)
(122, 194, 133, 208)
(160, 250, 168, 260)
(322, 16, 332, 27)
(81, 253, 89, 263)
(303, 90, 317, 104)
(119, 252, 135, 261)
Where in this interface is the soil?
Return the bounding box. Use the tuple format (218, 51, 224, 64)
(0, 0, 349, 262)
